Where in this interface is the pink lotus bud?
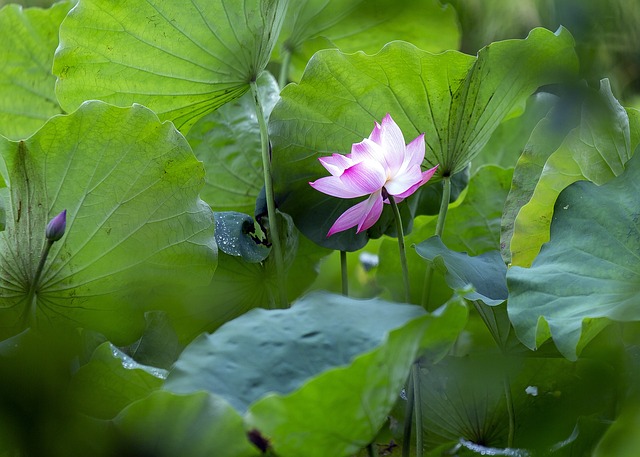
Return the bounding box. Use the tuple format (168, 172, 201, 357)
(45, 210, 67, 242)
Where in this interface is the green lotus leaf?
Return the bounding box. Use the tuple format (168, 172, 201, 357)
(70, 342, 165, 419)
(214, 212, 270, 263)
(473, 92, 557, 173)
(0, 101, 217, 344)
(0, 1, 71, 140)
(165, 291, 467, 457)
(270, 28, 577, 250)
(418, 354, 616, 453)
(507, 148, 640, 360)
(187, 71, 279, 214)
(275, 0, 460, 82)
(114, 391, 259, 457)
(499, 103, 572, 264)
(54, 0, 288, 133)
(415, 236, 507, 306)
(124, 311, 182, 370)
(593, 399, 640, 457)
(154, 219, 329, 344)
(509, 79, 640, 267)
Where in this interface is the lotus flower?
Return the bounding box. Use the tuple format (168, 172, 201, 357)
(310, 114, 438, 237)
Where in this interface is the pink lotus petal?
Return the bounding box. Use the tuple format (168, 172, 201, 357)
(384, 164, 424, 196)
(356, 191, 384, 233)
(393, 164, 439, 199)
(340, 160, 387, 195)
(405, 133, 426, 168)
(310, 175, 365, 199)
(327, 191, 383, 236)
(319, 153, 355, 176)
(369, 120, 383, 144)
(350, 138, 385, 165)
(378, 114, 407, 175)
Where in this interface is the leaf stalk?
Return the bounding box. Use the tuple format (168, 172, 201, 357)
(250, 79, 288, 307)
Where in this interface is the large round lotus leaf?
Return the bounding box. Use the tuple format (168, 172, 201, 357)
(165, 292, 467, 457)
(54, 0, 287, 133)
(114, 391, 259, 457)
(274, 0, 460, 81)
(270, 28, 577, 250)
(244, 297, 467, 457)
(508, 147, 640, 360)
(0, 2, 71, 140)
(0, 101, 217, 344)
(164, 291, 427, 411)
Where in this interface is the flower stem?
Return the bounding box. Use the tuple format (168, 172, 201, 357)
(388, 195, 410, 303)
(23, 239, 54, 326)
(278, 48, 292, 89)
(340, 250, 348, 296)
(402, 369, 415, 457)
(504, 373, 515, 448)
(412, 363, 424, 457)
(250, 79, 287, 308)
(421, 176, 451, 309)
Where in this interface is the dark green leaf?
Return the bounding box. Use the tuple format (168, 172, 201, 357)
(70, 342, 165, 419)
(214, 212, 270, 263)
(114, 391, 259, 457)
(415, 236, 507, 306)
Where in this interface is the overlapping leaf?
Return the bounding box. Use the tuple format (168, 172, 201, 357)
(0, 101, 217, 343)
(0, 1, 71, 140)
(416, 236, 507, 306)
(187, 72, 279, 214)
(508, 148, 640, 360)
(165, 291, 467, 457)
(54, 0, 288, 132)
(270, 28, 577, 250)
(70, 342, 166, 419)
(275, 0, 460, 81)
(508, 80, 640, 267)
(114, 391, 259, 457)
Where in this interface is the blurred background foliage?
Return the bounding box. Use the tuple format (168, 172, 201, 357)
(448, 0, 640, 104)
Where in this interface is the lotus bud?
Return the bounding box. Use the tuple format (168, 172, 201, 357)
(45, 209, 67, 242)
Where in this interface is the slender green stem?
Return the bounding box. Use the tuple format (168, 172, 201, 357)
(402, 369, 415, 457)
(421, 176, 451, 309)
(388, 195, 410, 302)
(278, 48, 292, 89)
(24, 239, 53, 326)
(340, 250, 348, 296)
(250, 79, 287, 307)
(434, 176, 451, 238)
(503, 373, 515, 448)
(412, 363, 424, 457)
